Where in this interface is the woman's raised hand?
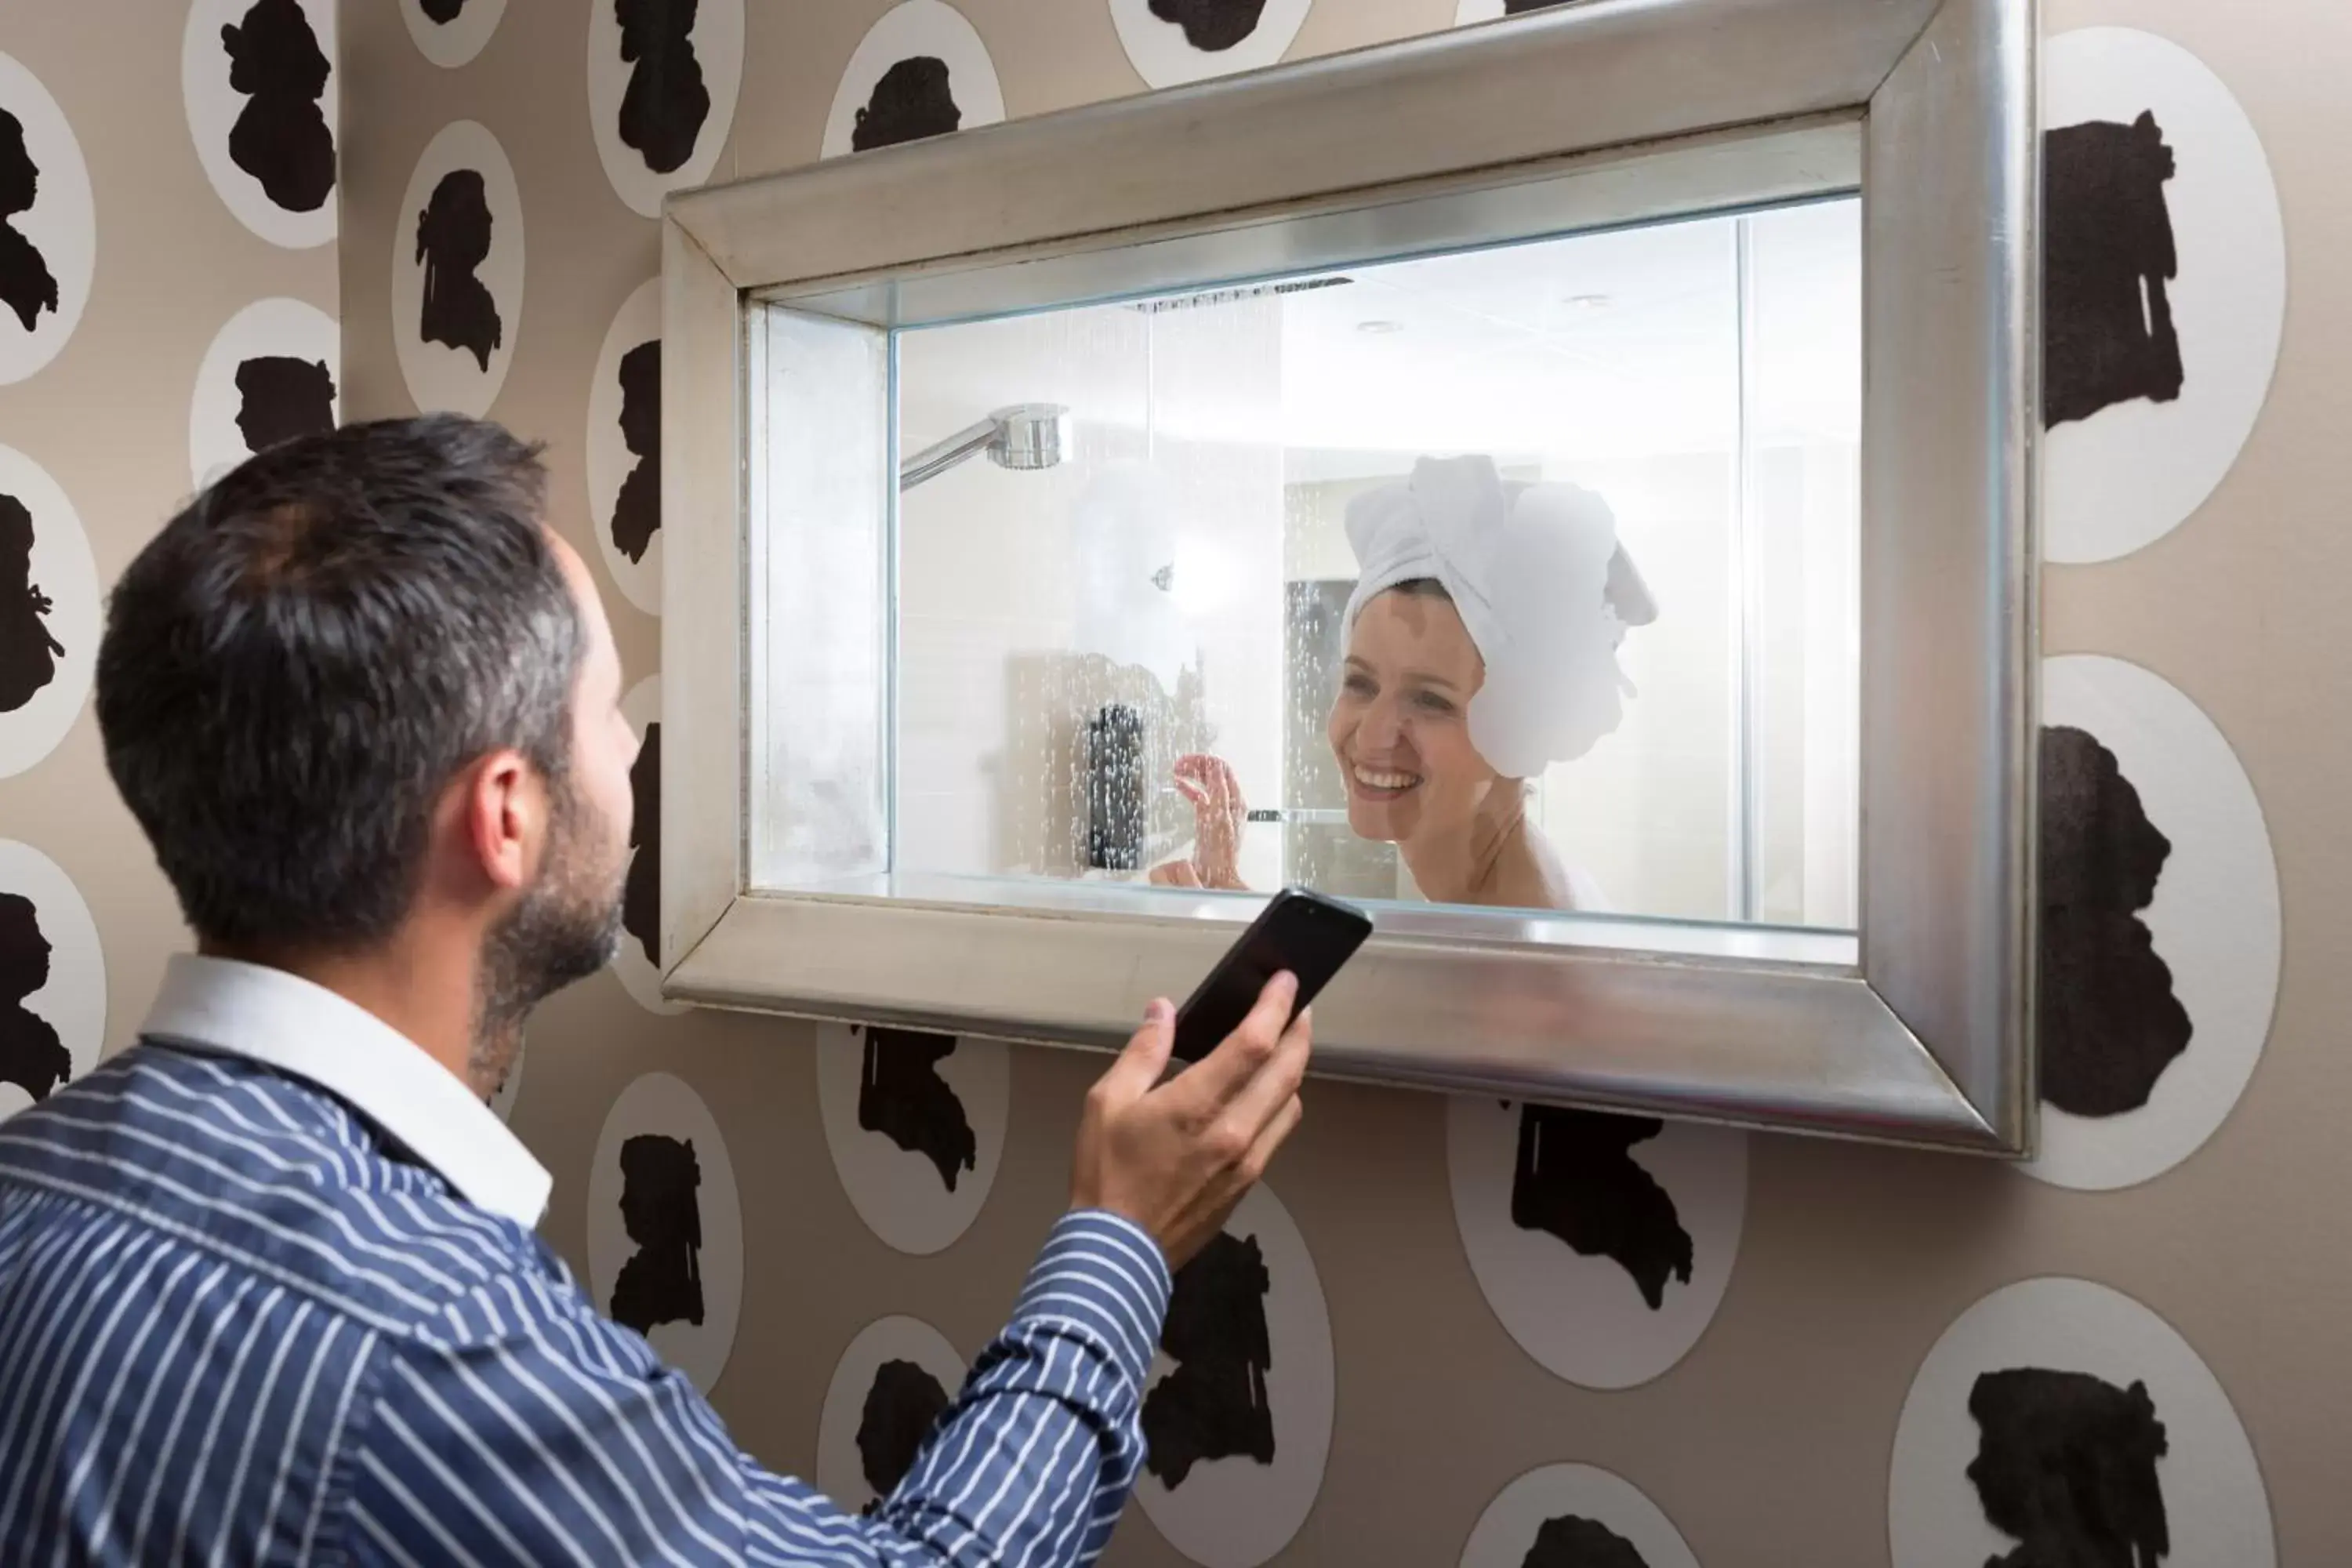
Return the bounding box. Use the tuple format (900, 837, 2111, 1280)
(1150, 753, 1249, 891)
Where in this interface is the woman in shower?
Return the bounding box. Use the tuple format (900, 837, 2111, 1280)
(1152, 453, 1653, 911)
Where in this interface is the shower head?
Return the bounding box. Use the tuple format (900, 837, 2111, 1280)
(900, 403, 1073, 491)
(986, 404, 1070, 471)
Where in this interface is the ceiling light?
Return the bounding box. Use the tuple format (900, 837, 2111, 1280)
(1356, 320, 1404, 335)
(1564, 293, 1612, 311)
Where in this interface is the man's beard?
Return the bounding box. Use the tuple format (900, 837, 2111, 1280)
(470, 774, 626, 1096)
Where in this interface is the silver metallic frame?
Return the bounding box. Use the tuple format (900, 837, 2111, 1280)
(661, 0, 2037, 1154)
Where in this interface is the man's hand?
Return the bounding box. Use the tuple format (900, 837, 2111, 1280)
(1069, 974, 1309, 1271)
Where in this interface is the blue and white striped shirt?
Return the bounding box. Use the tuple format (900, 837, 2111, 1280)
(0, 956, 1172, 1565)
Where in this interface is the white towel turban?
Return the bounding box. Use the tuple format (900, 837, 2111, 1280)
(1341, 455, 1655, 780)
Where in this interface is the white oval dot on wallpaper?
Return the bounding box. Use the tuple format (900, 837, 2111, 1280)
(815, 1021, 1007, 1256)
(2031, 654, 2279, 1192)
(615, 673, 685, 1016)
(588, 0, 744, 220)
(187, 296, 340, 492)
(489, 1033, 524, 1122)
(587, 1071, 742, 1392)
(1110, 0, 1312, 89)
(2043, 27, 2285, 565)
(183, 0, 338, 250)
(1889, 1276, 2273, 1568)
(0, 444, 99, 782)
(1460, 1463, 1700, 1568)
(400, 0, 507, 70)
(1133, 1180, 1332, 1568)
(815, 1314, 967, 1517)
(0, 839, 104, 1123)
(822, 2, 1004, 162)
(586, 278, 664, 616)
(1449, 1095, 1746, 1389)
(1455, 0, 1574, 23)
(391, 119, 524, 419)
(0, 50, 94, 387)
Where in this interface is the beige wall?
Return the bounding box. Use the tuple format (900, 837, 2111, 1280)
(0, 2, 336, 1073)
(291, 2, 2352, 1564)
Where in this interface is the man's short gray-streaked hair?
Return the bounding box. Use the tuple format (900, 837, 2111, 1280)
(96, 414, 584, 953)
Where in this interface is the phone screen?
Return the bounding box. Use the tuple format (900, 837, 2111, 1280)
(1171, 888, 1373, 1063)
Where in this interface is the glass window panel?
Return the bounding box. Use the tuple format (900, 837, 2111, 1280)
(752, 308, 890, 889)
(1745, 198, 1861, 930)
(757, 196, 1862, 932)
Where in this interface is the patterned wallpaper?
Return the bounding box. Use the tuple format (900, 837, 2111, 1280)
(0, 0, 340, 1127)
(0, 0, 2343, 1562)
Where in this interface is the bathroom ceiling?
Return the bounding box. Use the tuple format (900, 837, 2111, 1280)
(1279, 196, 1860, 478)
(894, 195, 1860, 477)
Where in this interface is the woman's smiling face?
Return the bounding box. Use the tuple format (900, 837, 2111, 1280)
(1327, 584, 1501, 848)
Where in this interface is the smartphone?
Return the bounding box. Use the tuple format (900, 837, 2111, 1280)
(1171, 887, 1374, 1064)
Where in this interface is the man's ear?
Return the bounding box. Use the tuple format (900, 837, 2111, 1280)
(459, 746, 546, 894)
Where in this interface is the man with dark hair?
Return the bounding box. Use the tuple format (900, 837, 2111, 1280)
(0, 414, 1312, 1564)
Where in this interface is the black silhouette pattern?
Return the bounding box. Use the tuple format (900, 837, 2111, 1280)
(1147, 0, 1266, 53)
(615, 0, 710, 176)
(2045, 112, 2183, 430)
(415, 169, 502, 372)
(1143, 1231, 1275, 1489)
(612, 338, 662, 564)
(234, 355, 336, 456)
(609, 1132, 705, 1334)
(0, 492, 61, 715)
(1508, 1104, 1693, 1311)
(0, 107, 57, 336)
(1967, 1367, 2172, 1568)
(0, 893, 68, 1105)
(222, 0, 336, 216)
(624, 720, 660, 967)
(2040, 725, 2192, 1118)
(420, 0, 470, 20)
(851, 58, 960, 152)
(1522, 1515, 1651, 1568)
(855, 1358, 950, 1516)
(855, 1026, 977, 1192)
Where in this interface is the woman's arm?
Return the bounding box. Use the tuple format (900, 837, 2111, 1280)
(1148, 754, 1250, 891)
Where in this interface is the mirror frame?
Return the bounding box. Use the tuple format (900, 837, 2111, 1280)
(660, 0, 2038, 1155)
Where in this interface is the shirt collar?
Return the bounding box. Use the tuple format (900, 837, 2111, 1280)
(140, 953, 553, 1228)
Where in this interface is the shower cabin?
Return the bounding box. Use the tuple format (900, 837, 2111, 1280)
(884, 214, 1861, 926)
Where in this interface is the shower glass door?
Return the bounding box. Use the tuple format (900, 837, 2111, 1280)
(863, 196, 1860, 932)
